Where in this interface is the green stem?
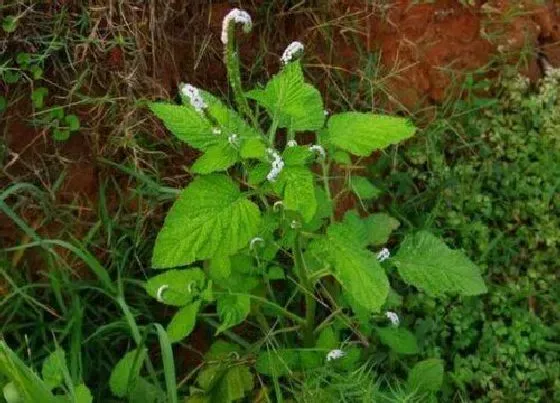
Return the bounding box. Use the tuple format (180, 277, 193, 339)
(293, 234, 316, 347)
(225, 26, 259, 128)
(321, 160, 335, 222)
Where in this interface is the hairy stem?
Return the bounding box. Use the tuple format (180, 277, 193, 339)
(293, 234, 316, 347)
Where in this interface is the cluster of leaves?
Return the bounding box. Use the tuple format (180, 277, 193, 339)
(0, 342, 92, 403)
(395, 69, 560, 401)
(129, 14, 488, 402)
(0, 20, 80, 140)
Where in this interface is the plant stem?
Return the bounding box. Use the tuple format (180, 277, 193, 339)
(321, 160, 335, 222)
(293, 234, 316, 347)
(225, 26, 259, 128)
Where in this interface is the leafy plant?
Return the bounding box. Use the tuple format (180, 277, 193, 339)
(146, 8, 487, 401)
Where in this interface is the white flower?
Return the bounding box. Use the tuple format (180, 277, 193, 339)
(180, 83, 207, 113)
(290, 220, 301, 229)
(309, 145, 326, 159)
(376, 247, 390, 262)
(250, 237, 264, 250)
(212, 128, 222, 135)
(221, 8, 252, 44)
(228, 133, 239, 145)
(281, 41, 304, 64)
(386, 311, 400, 327)
(324, 109, 329, 116)
(287, 139, 297, 147)
(326, 349, 346, 362)
(156, 285, 169, 303)
(266, 148, 284, 182)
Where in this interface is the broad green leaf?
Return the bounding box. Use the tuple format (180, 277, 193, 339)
(149, 103, 217, 150)
(314, 212, 389, 312)
(255, 350, 299, 377)
(247, 162, 269, 186)
(205, 341, 240, 360)
(152, 175, 261, 268)
(351, 176, 381, 200)
(74, 384, 93, 403)
(41, 349, 65, 390)
(279, 166, 317, 222)
(109, 348, 147, 398)
(145, 268, 205, 306)
(408, 359, 444, 393)
(332, 150, 352, 165)
(2, 383, 21, 403)
(316, 327, 338, 351)
(129, 378, 159, 403)
(209, 257, 231, 279)
(216, 294, 251, 334)
(246, 61, 324, 131)
(393, 231, 487, 296)
(365, 213, 400, 246)
(240, 137, 266, 159)
(327, 112, 416, 156)
(198, 365, 253, 402)
(376, 327, 419, 355)
(283, 146, 312, 166)
(191, 143, 239, 174)
(167, 301, 201, 343)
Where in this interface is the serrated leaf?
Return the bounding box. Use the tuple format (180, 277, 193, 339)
(247, 162, 269, 185)
(167, 301, 201, 343)
(408, 359, 444, 393)
(240, 137, 266, 159)
(149, 103, 217, 150)
(393, 231, 487, 296)
(41, 349, 65, 390)
(365, 213, 400, 246)
(191, 143, 238, 174)
(351, 176, 381, 200)
(327, 112, 415, 156)
(376, 327, 419, 355)
(129, 378, 159, 403)
(152, 175, 261, 268)
(315, 213, 389, 312)
(146, 268, 205, 306)
(109, 349, 147, 398)
(246, 61, 324, 131)
(283, 146, 312, 166)
(74, 384, 93, 403)
(280, 166, 317, 222)
(209, 257, 231, 279)
(216, 294, 250, 334)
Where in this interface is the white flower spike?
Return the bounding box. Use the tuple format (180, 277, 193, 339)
(221, 8, 252, 44)
(377, 247, 390, 262)
(281, 41, 304, 64)
(228, 133, 239, 146)
(287, 139, 297, 148)
(309, 145, 326, 159)
(250, 237, 264, 250)
(273, 201, 284, 212)
(156, 285, 169, 303)
(386, 311, 400, 327)
(266, 148, 284, 182)
(326, 349, 346, 362)
(212, 128, 221, 135)
(180, 83, 207, 113)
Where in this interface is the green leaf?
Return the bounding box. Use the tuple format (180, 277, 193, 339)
(209, 257, 231, 279)
(41, 349, 65, 390)
(152, 175, 261, 268)
(266, 266, 285, 280)
(283, 146, 312, 166)
(247, 162, 269, 186)
(332, 150, 352, 165)
(240, 137, 266, 160)
(351, 176, 381, 200)
(315, 327, 338, 351)
(52, 128, 70, 141)
(167, 301, 201, 343)
(327, 112, 416, 156)
(2, 16, 18, 33)
(31, 87, 48, 109)
(3, 382, 21, 403)
(74, 384, 93, 403)
(315, 213, 389, 312)
(149, 103, 217, 150)
(216, 294, 250, 334)
(129, 378, 159, 403)
(376, 327, 419, 355)
(30, 65, 43, 80)
(109, 348, 147, 398)
(393, 231, 487, 296)
(198, 365, 253, 402)
(255, 350, 299, 377)
(2, 70, 21, 84)
(408, 359, 444, 393)
(191, 143, 239, 174)
(63, 114, 80, 132)
(278, 166, 317, 222)
(246, 61, 324, 131)
(145, 268, 206, 306)
(365, 213, 400, 246)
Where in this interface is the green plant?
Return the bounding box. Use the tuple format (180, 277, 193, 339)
(146, 8, 487, 402)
